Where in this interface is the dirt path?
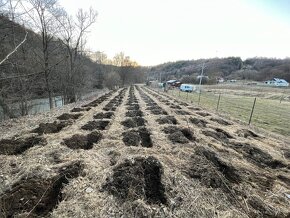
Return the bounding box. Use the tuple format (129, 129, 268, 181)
(0, 85, 289, 218)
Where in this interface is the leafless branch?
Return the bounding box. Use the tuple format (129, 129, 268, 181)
(0, 31, 27, 65)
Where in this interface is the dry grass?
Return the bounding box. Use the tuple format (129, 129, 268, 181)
(166, 86, 290, 138)
(0, 86, 289, 218)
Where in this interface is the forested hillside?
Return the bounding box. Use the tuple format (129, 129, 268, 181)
(147, 57, 290, 83)
(0, 0, 145, 120)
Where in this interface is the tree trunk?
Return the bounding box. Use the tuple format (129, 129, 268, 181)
(44, 70, 53, 109)
(0, 97, 16, 119)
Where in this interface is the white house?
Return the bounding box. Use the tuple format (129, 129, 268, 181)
(265, 78, 289, 87)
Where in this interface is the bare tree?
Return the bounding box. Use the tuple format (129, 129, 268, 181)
(21, 0, 65, 109)
(0, 0, 8, 11)
(104, 71, 121, 90)
(0, 0, 27, 66)
(112, 52, 139, 86)
(0, 0, 31, 118)
(0, 31, 27, 65)
(0, 0, 100, 121)
(58, 7, 97, 103)
(93, 51, 109, 64)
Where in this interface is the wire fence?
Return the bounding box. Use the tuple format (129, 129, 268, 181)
(152, 86, 290, 137)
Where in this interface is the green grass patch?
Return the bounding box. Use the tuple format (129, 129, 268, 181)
(169, 89, 290, 137)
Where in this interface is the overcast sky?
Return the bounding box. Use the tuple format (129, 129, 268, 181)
(59, 0, 290, 66)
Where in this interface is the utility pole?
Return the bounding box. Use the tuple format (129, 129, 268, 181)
(198, 63, 205, 93)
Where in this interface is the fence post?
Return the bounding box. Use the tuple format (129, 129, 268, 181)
(179, 89, 180, 97)
(216, 93, 221, 112)
(186, 92, 189, 101)
(198, 91, 201, 105)
(191, 91, 193, 103)
(280, 95, 283, 104)
(248, 97, 257, 125)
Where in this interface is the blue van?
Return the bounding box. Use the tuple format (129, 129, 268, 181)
(180, 84, 194, 92)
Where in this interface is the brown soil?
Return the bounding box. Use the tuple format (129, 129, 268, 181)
(71, 107, 91, 112)
(175, 110, 191, 115)
(121, 117, 145, 128)
(236, 129, 260, 138)
(108, 150, 121, 166)
(283, 149, 290, 159)
(125, 110, 143, 117)
(63, 131, 102, 150)
(187, 146, 285, 217)
(202, 128, 233, 143)
(103, 106, 113, 111)
(32, 121, 71, 135)
(163, 126, 195, 144)
(170, 105, 182, 109)
(188, 147, 241, 189)
(156, 116, 178, 125)
(162, 125, 180, 134)
(81, 120, 110, 131)
(138, 127, 153, 148)
(179, 102, 189, 106)
(187, 106, 201, 111)
(0, 161, 82, 217)
(83, 91, 114, 107)
(229, 142, 286, 169)
(127, 104, 140, 110)
(57, 113, 83, 120)
(122, 130, 141, 146)
(189, 117, 208, 128)
(122, 128, 153, 147)
(150, 109, 168, 115)
(210, 117, 232, 126)
(94, 112, 114, 119)
(188, 147, 286, 217)
(196, 111, 211, 117)
(146, 105, 160, 111)
(0, 136, 46, 155)
(168, 131, 189, 144)
(103, 156, 167, 204)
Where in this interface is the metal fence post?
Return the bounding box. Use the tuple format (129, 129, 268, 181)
(179, 90, 180, 97)
(191, 91, 193, 103)
(280, 95, 283, 104)
(198, 91, 201, 105)
(216, 93, 221, 112)
(186, 92, 189, 101)
(248, 97, 257, 125)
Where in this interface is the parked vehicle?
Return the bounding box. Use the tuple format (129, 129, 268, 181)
(265, 78, 289, 87)
(180, 84, 194, 92)
(166, 80, 181, 87)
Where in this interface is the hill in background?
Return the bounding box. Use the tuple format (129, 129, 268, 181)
(147, 57, 290, 84)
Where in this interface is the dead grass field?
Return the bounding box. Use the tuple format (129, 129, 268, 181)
(0, 85, 290, 218)
(168, 85, 290, 137)
(203, 84, 290, 101)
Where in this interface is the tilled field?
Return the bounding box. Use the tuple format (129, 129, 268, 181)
(0, 85, 289, 217)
